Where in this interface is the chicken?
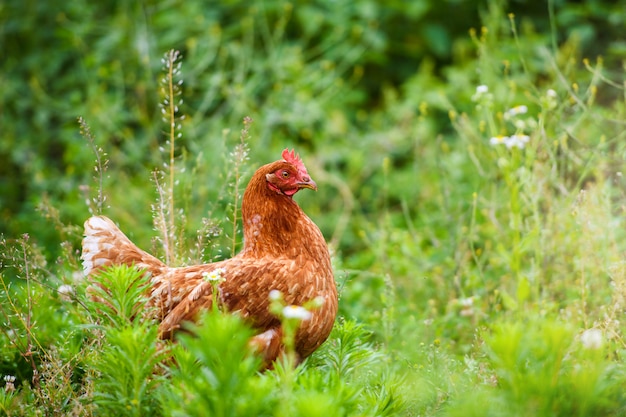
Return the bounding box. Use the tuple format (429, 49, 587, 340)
(81, 149, 337, 367)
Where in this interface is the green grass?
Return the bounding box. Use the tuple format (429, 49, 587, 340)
(2, 0, 626, 415)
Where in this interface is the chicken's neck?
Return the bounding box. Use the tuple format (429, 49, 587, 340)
(240, 177, 314, 258)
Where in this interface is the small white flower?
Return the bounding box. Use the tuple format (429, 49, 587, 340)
(282, 305, 312, 321)
(458, 297, 476, 317)
(505, 105, 528, 118)
(202, 267, 226, 282)
(580, 328, 603, 349)
(459, 297, 474, 307)
(490, 135, 508, 146)
(543, 89, 558, 110)
(58, 284, 75, 302)
(3, 375, 15, 393)
(269, 289, 282, 301)
(515, 134, 530, 144)
(472, 85, 492, 103)
(505, 134, 530, 149)
(58, 284, 74, 296)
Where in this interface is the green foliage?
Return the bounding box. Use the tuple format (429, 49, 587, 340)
(309, 319, 381, 377)
(3, 0, 626, 415)
(83, 266, 166, 416)
(447, 318, 626, 417)
(84, 265, 154, 327)
(160, 312, 270, 417)
(89, 325, 165, 417)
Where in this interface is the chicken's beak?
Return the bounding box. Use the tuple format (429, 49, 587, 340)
(298, 177, 318, 191)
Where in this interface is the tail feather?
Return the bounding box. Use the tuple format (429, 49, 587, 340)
(81, 216, 166, 276)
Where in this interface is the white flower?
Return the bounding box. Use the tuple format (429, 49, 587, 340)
(269, 289, 282, 301)
(58, 284, 74, 296)
(202, 267, 226, 282)
(3, 375, 15, 393)
(58, 284, 74, 301)
(490, 134, 529, 149)
(458, 297, 475, 317)
(580, 328, 603, 349)
(471, 85, 491, 103)
(490, 135, 508, 146)
(505, 105, 528, 118)
(515, 134, 530, 144)
(505, 134, 530, 149)
(282, 305, 312, 321)
(459, 297, 474, 307)
(542, 89, 559, 110)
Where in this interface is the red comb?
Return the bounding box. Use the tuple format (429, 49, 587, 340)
(282, 148, 309, 175)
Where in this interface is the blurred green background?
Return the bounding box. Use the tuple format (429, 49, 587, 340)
(2, 0, 624, 254)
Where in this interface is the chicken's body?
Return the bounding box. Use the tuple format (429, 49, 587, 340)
(81, 150, 337, 366)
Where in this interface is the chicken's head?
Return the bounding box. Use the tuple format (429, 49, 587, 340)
(265, 149, 317, 197)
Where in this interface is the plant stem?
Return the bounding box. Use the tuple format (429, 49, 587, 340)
(167, 51, 177, 240)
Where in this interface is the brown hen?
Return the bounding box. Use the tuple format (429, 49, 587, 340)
(81, 149, 337, 367)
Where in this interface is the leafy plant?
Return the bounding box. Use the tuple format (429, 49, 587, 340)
(159, 312, 271, 417)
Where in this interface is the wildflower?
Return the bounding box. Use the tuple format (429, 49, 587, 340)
(505, 105, 528, 118)
(505, 134, 530, 149)
(269, 289, 282, 301)
(202, 267, 226, 282)
(458, 297, 475, 317)
(490, 135, 508, 146)
(490, 134, 529, 149)
(282, 305, 312, 321)
(459, 297, 474, 308)
(471, 85, 490, 102)
(58, 284, 74, 296)
(58, 284, 74, 302)
(580, 328, 603, 349)
(543, 89, 558, 110)
(4, 375, 15, 393)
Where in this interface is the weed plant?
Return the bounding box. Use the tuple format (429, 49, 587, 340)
(2, 1, 626, 416)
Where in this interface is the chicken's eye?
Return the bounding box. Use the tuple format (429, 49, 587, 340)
(281, 170, 290, 178)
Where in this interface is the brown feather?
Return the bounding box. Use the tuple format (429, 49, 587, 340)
(81, 152, 338, 368)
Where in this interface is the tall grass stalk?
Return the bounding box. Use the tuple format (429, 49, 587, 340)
(164, 50, 182, 237)
(154, 49, 184, 265)
(0, 236, 43, 389)
(79, 116, 109, 215)
(226, 117, 251, 257)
